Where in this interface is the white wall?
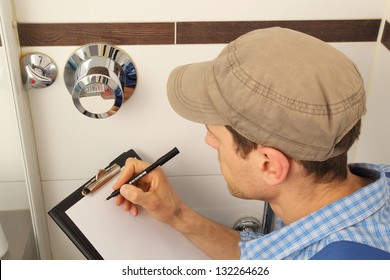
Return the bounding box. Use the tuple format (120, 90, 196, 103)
(10, 0, 389, 259)
(355, 1, 390, 163)
(13, 0, 387, 22)
(355, 46, 390, 163)
(0, 45, 29, 211)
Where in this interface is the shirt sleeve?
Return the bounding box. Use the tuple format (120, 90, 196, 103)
(239, 231, 264, 242)
(239, 231, 264, 259)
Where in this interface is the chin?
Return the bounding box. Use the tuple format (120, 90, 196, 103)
(226, 184, 246, 199)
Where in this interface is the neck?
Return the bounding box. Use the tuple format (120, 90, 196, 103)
(270, 169, 374, 225)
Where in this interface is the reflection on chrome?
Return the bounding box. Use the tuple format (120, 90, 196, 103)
(64, 43, 137, 119)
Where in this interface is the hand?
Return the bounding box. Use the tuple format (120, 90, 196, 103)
(111, 157, 185, 225)
(112, 158, 241, 259)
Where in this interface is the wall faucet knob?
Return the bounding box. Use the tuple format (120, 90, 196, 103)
(21, 53, 57, 90)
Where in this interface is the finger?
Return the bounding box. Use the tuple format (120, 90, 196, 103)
(123, 200, 132, 212)
(129, 204, 139, 217)
(115, 193, 125, 206)
(120, 185, 143, 216)
(115, 193, 136, 213)
(112, 158, 151, 190)
(120, 184, 147, 206)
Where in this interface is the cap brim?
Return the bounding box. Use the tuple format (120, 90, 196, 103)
(167, 61, 228, 125)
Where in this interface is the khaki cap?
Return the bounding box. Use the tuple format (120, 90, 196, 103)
(167, 27, 366, 161)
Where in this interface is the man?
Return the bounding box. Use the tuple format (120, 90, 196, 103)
(112, 27, 390, 259)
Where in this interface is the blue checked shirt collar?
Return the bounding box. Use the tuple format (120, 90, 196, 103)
(239, 163, 390, 259)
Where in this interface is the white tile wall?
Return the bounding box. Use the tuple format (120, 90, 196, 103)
(387, 0, 390, 20)
(10, 0, 390, 259)
(355, 44, 390, 164)
(0, 46, 29, 211)
(174, 0, 387, 21)
(0, 48, 25, 182)
(354, 1, 390, 163)
(13, 0, 388, 22)
(25, 45, 225, 181)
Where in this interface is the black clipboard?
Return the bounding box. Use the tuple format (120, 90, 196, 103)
(48, 149, 141, 260)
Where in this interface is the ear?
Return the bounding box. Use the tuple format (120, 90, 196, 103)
(258, 147, 290, 185)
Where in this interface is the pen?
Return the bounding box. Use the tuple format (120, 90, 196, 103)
(105, 147, 180, 200)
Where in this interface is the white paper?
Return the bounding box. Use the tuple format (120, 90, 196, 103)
(66, 175, 209, 259)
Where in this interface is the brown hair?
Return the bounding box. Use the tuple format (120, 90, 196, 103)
(225, 120, 361, 183)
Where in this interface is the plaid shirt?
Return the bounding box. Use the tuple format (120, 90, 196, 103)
(239, 163, 390, 259)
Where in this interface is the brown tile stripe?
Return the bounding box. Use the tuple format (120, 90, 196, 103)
(382, 20, 390, 51)
(17, 22, 175, 46)
(17, 20, 383, 47)
(177, 20, 381, 44)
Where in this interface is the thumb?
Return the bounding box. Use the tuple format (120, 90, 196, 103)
(120, 184, 147, 206)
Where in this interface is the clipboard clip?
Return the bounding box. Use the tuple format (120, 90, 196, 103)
(81, 163, 121, 196)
